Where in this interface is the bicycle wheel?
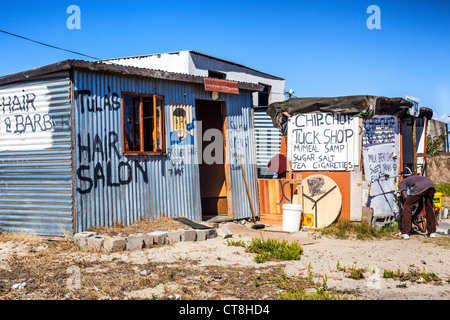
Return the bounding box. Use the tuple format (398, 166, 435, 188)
(414, 213, 427, 233)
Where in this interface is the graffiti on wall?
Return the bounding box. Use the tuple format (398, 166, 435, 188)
(75, 89, 152, 194)
(74, 89, 121, 114)
(362, 115, 400, 196)
(76, 131, 150, 194)
(0, 86, 70, 151)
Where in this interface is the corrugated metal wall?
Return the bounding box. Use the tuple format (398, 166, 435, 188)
(227, 95, 260, 220)
(0, 73, 73, 236)
(253, 107, 281, 178)
(73, 70, 259, 232)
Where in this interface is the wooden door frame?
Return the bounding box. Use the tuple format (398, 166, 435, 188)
(220, 101, 234, 219)
(195, 99, 233, 219)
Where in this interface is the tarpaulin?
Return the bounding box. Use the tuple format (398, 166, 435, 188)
(267, 95, 413, 128)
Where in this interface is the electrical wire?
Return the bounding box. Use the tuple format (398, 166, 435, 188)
(0, 29, 101, 60)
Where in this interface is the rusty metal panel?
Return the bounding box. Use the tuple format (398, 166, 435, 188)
(0, 73, 73, 236)
(72, 70, 259, 232)
(227, 95, 260, 220)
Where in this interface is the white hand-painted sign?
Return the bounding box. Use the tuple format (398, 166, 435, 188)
(362, 115, 400, 216)
(287, 113, 360, 171)
(0, 83, 57, 151)
(362, 115, 400, 194)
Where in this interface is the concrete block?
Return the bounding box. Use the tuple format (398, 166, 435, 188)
(87, 235, 105, 251)
(217, 226, 233, 239)
(195, 229, 208, 241)
(148, 231, 168, 245)
(181, 229, 197, 242)
(73, 231, 96, 247)
(142, 233, 154, 247)
(167, 230, 182, 244)
(362, 207, 374, 225)
(442, 207, 449, 219)
(73, 231, 96, 248)
(126, 234, 145, 251)
(103, 236, 126, 252)
(206, 228, 218, 239)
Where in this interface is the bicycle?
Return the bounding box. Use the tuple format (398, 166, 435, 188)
(373, 168, 437, 234)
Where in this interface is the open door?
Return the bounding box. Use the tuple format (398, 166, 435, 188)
(196, 100, 229, 220)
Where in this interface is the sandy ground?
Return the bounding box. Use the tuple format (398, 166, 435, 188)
(0, 219, 449, 300)
(120, 221, 450, 300)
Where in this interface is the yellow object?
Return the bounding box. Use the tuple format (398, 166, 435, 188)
(303, 213, 314, 227)
(433, 192, 443, 210)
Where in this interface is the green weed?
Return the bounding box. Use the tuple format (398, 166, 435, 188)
(383, 267, 441, 283)
(226, 239, 248, 247)
(436, 183, 450, 196)
(320, 218, 399, 240)
(228, 233, 303, 263)
(336, 261, 367, 279)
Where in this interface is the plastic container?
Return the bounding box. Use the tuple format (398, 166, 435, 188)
(303, 213, 314, 227)
(282, 204, 303, 233)
(433, 192, 443, 210)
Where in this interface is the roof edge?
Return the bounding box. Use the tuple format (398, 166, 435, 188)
(101, 50, 286, 81)
(0, 59, 264, 92)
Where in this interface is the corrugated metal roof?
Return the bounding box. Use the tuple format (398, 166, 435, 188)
(101, 50, 286, 81)
(0, 60, 265, 92)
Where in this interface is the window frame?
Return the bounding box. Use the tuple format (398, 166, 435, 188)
(121, 92, 166, 155)
(257, 83, 271, 107)
(208, 70, 227, 80)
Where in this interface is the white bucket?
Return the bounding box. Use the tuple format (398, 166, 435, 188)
(282, 204, 303, 233)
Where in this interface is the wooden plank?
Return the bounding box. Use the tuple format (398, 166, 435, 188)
(260, 213, 283, 226)
(221, 102, 234, 219)
(269, 180, 278, 214)
(258, 178, 303, 226)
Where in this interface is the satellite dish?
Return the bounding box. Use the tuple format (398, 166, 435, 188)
(302, 174, 342, 228)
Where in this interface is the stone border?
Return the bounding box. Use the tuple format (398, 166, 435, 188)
(73, 228, 218, 252)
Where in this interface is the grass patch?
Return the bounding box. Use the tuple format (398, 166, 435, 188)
(227, 234, 303, 263)
(226, 239, 247, 247)
(436, 183, 450, 196)
(255, 268, 356, 300)
(320, 218, 399, 240)
(424, 236, 450, 249)
(336, 261, 367, 279)
(383, 267, 441, 283)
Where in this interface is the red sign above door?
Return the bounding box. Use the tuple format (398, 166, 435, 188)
(204, 78, 239, 95)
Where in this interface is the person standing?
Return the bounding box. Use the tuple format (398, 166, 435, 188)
(396, 175, 437, 239)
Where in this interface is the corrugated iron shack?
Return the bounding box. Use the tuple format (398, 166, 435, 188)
(263, 96, 433, 228)
(0, 60, 263, 236)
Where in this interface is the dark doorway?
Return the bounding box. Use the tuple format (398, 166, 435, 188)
(195, 99, 228, 219)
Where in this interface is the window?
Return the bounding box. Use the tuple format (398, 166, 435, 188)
(208, 70, 226, 80)
(122, 93, 165, 154)
(258, 83, 271, 106)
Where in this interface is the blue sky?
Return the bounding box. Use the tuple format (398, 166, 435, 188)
(0, 0, 449, 123)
